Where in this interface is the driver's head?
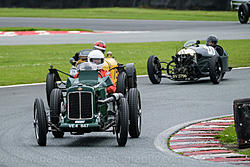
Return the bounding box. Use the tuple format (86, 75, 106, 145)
(93, 40, 106, 54)
(79, 49, 92, 61)
(206, 35, 218, 47)
(88, 50, 104, 70)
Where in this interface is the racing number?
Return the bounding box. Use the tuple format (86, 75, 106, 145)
(203, 46, 216, 56)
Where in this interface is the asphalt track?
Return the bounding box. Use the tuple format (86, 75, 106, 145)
(0, 17, 250, 45)
(0, 69, 250, 167)
(1, 17, 250, 167)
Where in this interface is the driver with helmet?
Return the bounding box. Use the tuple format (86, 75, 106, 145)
(206, 35, 218, 47)
(70, 40, 107, 66)
(70, 49, 92, 66)
(206, 35, 224, 56)
(93, 40, 106, 54)
(74, 50, 116, 94)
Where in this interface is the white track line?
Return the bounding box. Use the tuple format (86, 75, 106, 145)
(173, 147, 227, 153)
(176, 131, 219, 134)
(186, 125, 230, 128)
(169, 140, 220, 146)
(171, 136, 214, 140)
(0, 82, 46, 88)
(190, 153, 247, 160)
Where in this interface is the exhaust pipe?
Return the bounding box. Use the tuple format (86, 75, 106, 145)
(98, 93, 124, 103)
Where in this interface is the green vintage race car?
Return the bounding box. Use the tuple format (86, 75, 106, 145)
(147, 40, 232, 85)
(33, 63, 141, 147)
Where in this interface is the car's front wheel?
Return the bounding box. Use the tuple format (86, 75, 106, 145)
(209, 56, 222, 84)
(116, 98, 129, 147)
(33, 98, 48, 146)
(147, 55, 162, 84)
(128, 88, 142, 138)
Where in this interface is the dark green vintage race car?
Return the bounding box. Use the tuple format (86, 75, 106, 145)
(147, 40, 232, 84)
(33, 63, 141, 147)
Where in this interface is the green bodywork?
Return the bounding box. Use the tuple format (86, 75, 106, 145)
(190, 44, 229, 73)
(60, 70, 114, 132)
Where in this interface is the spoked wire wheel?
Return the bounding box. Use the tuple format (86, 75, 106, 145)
(238, 3, 249, 24)
(209, 56, 222, 84)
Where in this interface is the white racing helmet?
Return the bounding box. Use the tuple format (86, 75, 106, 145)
(88, 50, 104, 70)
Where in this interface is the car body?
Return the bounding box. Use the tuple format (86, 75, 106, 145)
(34, 63, 142, 147)
(70, 51, 137, 97)
(147, 40, 232, 85)
(231, 0, 249, 9)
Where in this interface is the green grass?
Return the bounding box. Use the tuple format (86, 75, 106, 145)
(0, 27, 92, 32)
(215, 125, 250, 157)
(0, 8, 237, 21)
(0, 39, 250, 86)
(215, 125, 237, 145)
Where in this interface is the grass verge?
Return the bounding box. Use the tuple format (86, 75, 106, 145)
(0, 39, 250, 86)
(0, 7, 237, 21)
(0, 27, 92, 32)
(215, 125, 250, 156)
(215, 125, 237, 145)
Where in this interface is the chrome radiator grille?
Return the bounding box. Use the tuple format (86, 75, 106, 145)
(68, 92, 93, 120)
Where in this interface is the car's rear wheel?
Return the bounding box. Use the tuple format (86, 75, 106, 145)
(116, 71, 128, 96)
(50, 89, 64, 138)
(128, 88, 142, 138)
(46, 73, 57, 107)
(33, 98, 48, 146)
(209, 56, 222, 84)
(147, 55, 162, 84)
(238, 3, 249, 24)
(116, 98, 129, 147)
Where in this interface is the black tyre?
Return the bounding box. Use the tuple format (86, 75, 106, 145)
(238, 3, 249, 24)
(46, 73, 57, 107)
(50, 89, 64, 138)
(147, 55, 162, 84)
(128, 88, 142, 138)
(126, 64, 137, 89)
(116, 72, 128, 96)
(116, 98, 129, 147)
(33, 98, 48, 146)
(209, 56, 222, 84)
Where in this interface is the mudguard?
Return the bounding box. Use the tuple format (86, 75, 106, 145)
(48, 66, 62, 81)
